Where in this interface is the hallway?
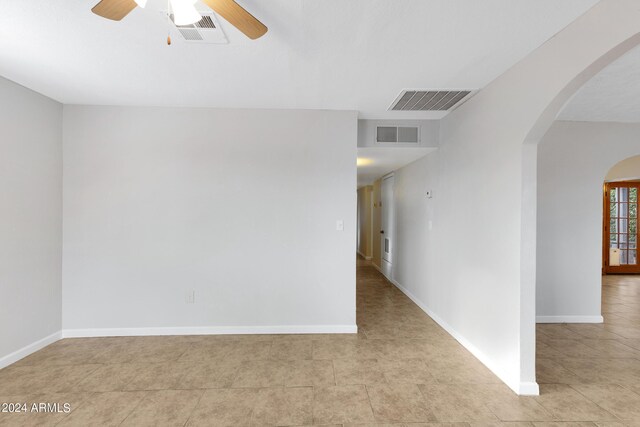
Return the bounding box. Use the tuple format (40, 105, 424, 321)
(0, 261, 639, 425)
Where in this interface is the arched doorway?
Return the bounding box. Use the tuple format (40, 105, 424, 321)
(535, 151, 640, 397)
(510, 0, 640, 393)
(536, 127, 640, 325)
(603, 155, 640, 274)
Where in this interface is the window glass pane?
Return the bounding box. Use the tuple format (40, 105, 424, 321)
(610, 235, 618, 247)
(631, 188, 638, 203)
(621, 219, 628, 234)
(631, 202, 638, 219)
(621, 187, 629, 202)
(630, 250, 637, 265)
(611, 189, 618, 202)
(621, 250, 628, 264)
(631, 219, 637, 237)
(620, 203, 629, 218)
(611, 203, 618, 218)
(610, 219, 617, 233)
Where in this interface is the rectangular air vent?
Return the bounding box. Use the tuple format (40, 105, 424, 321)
(178, 28, 203, 41)
(169, 13, 228, 44)
(194, 15, 216, 29)
(376, 126, 420, 143)
(390, 90, 473, 111)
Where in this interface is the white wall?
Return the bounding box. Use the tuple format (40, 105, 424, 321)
(388, 72, 534, 396)
(62, 106, 357, 335)
(392, 153, 438, 300)
(606, 154, 640, 181)
(390, 112, 526, 392)
(0, 77, 62, 367)
(537, 121, 640, 322)
(357, 186, 373, 259)
(372, 179, 382, 268)
(386, 0, 640, 396)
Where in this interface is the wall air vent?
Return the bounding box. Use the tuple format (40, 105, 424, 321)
(389, 90, 474, 111)
(169, 13, 228, 44)
(376, 126, 420, 143)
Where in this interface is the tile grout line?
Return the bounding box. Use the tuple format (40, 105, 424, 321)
(567, 383, 629, 423)
(363, 384, 377, 422)
(181, 388, 206, 427)
(116, 390, 151, 426)
(52, 391, 96, 427)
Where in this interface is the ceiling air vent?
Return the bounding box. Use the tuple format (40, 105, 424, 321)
(170, 13, 228, 44)
(390, 90, 473, 111)
(376, 126, 420, 143)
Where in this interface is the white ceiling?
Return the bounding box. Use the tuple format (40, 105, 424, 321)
(559, 44, 640, 123)
(357, 147, 436, 187)
(0, 0, 598, 118)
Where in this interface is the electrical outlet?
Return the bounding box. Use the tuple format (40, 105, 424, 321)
(186, 290, 195, 304)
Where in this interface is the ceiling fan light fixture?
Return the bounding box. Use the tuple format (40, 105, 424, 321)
(170, 0, 202, 26)
(91, 0, 267, 39)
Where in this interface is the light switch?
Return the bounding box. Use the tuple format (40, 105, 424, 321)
(336, 220, 344, 231)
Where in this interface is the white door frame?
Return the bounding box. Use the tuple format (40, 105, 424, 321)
(380, 173, 394, 280)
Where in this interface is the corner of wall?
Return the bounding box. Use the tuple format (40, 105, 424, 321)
(0, 331, 62, 370)
(518, 382, 540, 396)
(388, 275, 535, 395)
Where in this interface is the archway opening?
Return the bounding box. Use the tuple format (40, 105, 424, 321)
(603, 155, 640, 274)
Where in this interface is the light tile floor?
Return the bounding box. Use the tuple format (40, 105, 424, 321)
(0, 258, 639, 426)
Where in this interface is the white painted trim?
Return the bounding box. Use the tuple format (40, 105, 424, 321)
(372, 263, 384, 275)
(388, 277, 538, 396)
(536, 315, 604, 324)
(0, 331, 62, 369)
(357, 251, 372, 261)
(0, 324, 359, 367)
(372, 262, 394, 283)
(518, 381, 541, 396)
(62, 324, 358, 338)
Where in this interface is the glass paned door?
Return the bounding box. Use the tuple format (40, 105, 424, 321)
(605, 182, 640, 273)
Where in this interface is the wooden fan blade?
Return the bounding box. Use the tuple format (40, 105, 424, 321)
(92, 0, 137, 21)
(202, 0, 267, 39)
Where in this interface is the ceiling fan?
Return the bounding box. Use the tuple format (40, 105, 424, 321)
(91, 0, 268, 40)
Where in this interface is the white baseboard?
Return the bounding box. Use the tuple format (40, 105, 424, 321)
(0, 331, 62, 369)
(62, 324, 358, 338)
(0, 324, 358, 368)
(536, 315, 603, 324)
(357, 251, 372, 261)
(518, 381, 540, 396)
(388, 277, 539, 396)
